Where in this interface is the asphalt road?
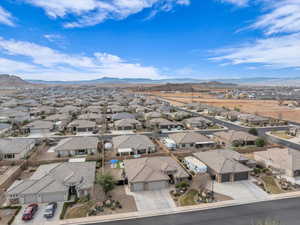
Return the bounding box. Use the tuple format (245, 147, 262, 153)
(91, 197, 300, 225)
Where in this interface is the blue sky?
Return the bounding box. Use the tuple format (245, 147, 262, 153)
(0, 0, 299, 81)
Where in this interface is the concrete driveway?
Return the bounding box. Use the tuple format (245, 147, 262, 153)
(213, 180, 269, 201)
(126, 188, 176, 211)
(12, 202, 63, 225)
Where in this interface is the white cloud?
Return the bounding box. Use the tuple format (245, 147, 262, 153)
(0, 58, 37, 73)
(212, 0, 300, 70)
(0, 6, 15, 26)
(0, 37, 162, 80)
(24, 0, 190, 28)
(251, 0, 300, 35)
(211, 33, 300, 69)
(219, 0, 249, 7)
(44, 34, 64, 42)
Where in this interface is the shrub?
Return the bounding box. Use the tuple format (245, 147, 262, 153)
(249, 128, 258, 136)
(232, 140, 241, 147)
(175, 181, 189, 189)
(256, 138, 266, 147)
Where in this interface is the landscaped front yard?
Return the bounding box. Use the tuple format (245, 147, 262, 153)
(179, 189, 198, 206)
(64, 201, 95, 219)
(260, 175, 283, 194)
(270, 131, 293, 140)
(63, 185, 137, 219)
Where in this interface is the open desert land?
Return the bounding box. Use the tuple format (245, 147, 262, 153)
(149, 91, 300, 123)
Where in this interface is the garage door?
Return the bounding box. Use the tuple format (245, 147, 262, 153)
(147, 181, 168, 190)
(131, 183, 144, 192)
(221, 174, 230, 182)
(40, 192, 66, 203)
(234, 172, 249, 181)
(24, 194, 38, 204)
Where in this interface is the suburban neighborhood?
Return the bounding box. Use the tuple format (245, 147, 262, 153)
(0, 0, 300, 224)
(1, 83, 300, 225)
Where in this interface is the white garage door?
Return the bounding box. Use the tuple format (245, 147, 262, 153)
(131, 183, 144, 192)
(41, 192, 66, 203)
(147, 181, 168, 190)
(24, 194, 38, 204)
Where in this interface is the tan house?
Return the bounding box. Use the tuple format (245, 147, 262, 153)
(254, 148, 300, 177)
(214, 130, 257, 146)
(124, 157, 189, 191)
(112, 135, 156, 156)
(67, 120, 96, 133)
(114, 119, 142, 131)
(55, 137, 99, 157)
(194, 150, 251, 183)
(168, 132, 215, 149)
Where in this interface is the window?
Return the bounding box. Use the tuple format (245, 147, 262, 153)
(4, 154, 15, 159)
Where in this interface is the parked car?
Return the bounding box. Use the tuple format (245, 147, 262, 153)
(43, 202, 57, 219)
(22, 203, 38, 221)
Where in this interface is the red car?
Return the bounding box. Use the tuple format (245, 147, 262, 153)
(22, 203, 38, 221)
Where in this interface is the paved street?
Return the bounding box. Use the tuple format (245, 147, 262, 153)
(90, 197, 300, 225)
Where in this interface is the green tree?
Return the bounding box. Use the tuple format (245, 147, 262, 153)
(255, 138, 266, 147)
(249, 128, 258, 136)
(175, 181, 189, 189)
(96, 173, 116, 196)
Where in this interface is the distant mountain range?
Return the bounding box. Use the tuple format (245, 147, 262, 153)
(2, 74, 300, 86)
(26, 76, 300, 86)
(26, 76, 208, 84)
(0, 74, 32, 87)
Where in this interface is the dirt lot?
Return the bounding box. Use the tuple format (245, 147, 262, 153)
(150, 91, 300, 123)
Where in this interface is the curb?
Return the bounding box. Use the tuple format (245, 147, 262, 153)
(44, 191, 300, 225)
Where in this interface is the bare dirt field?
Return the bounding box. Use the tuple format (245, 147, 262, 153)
(149, 91, 300, 123)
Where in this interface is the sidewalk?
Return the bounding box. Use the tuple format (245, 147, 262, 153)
(43, 191, 300, 225)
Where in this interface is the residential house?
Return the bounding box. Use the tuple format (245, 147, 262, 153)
(144, 112, 162, 120)
(78, 113, 104, 124)
(214, 130, 257, 146)
(55, 137, 99, 157)
(114, 119, 142, 131)
(23, 120, 54, 134)
(167, 111, 190, 121)
(221, 111, 240, 122)
(44, 114, 71, 131)
(67, 120, 96, 133)
(183, 117, 214, 129)
(108, 105, 126, 113)
(238, 113, 270, 126)
(112, 135, 156, 156)
(0, 138, 35, 160)
(147, 118, 179, 130)
(124, 157, 189, 191)
(168, 132, 215, 149)
(254, 148, 300, 177)
(111, 112, 136, 121)
(193, 149, 251, 182)
(6, 162, 96, 204)
(58, 105, 81, 115)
